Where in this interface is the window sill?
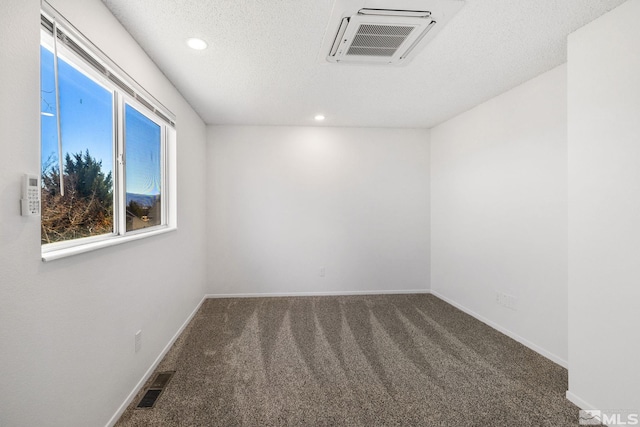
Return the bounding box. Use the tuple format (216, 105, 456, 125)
(41, 226, 176, 262)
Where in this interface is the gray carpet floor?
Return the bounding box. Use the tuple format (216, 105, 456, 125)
(116, 294, 579, 426)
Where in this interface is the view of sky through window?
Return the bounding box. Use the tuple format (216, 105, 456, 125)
(40, 46, 113, 177)
(41, 44, 163, 241)
(125, 104, 162, 231)
(125, 105, 161, 197)
(41, 45, 115, 243)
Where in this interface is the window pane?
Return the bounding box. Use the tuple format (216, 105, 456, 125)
(125, 105, 162, 232)
(40, 46, 114, 244)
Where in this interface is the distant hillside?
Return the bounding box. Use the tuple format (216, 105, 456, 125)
(126, 193, 160, 207)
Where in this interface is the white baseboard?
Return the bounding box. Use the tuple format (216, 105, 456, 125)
(106, 288, 427, 425)
(204, 289, 429, 299)
(566, 390, 595, 410)
(108, 287, 569, 426)
(105, 295, 208, 427)
(206, 289, 568, 369)
(430, 290, 568, 369)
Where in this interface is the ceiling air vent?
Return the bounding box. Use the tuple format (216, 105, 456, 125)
(328, 10, 435, 64)
(323, 1, 464, 66)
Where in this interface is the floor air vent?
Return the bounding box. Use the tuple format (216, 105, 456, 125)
(136, 371, 175, 409)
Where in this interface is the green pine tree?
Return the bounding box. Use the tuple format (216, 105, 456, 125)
(41, 150, 114, 244)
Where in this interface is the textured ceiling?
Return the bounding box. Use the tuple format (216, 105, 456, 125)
(101, 0, 627, 128)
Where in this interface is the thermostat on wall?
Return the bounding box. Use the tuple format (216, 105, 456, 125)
(21, 174, 40, 216)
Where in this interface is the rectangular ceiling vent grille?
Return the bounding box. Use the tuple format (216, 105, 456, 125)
(346, 25, 415, 57)
(357, 24, 414, 37)
(323, 2, 465, 66)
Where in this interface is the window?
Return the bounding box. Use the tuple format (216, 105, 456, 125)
(40, 6, 176, 261)
(124, 104, 163, 232)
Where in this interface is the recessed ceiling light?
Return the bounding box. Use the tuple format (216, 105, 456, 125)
(186, 38, 208, 50)
(314, 115, 325, 121)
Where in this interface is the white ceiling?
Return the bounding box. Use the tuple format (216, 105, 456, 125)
(101, 0, 626, 128)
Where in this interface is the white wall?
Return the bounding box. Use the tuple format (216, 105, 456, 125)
(0, 1, 207, 426)
(207, 126, 430, 295)
(430, 64, 568, 365)
(567, 0, 640, 416)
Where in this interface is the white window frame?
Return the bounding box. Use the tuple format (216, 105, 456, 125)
(40, 4, 177, 262)
(119, 96, 169, 236)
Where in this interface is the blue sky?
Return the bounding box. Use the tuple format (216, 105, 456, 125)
(41, 46, 161, 196)
(125, 105, 161, 196)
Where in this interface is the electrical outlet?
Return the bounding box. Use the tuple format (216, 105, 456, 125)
(135, 330, 142, 353)
(319, 267, 326, 277)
